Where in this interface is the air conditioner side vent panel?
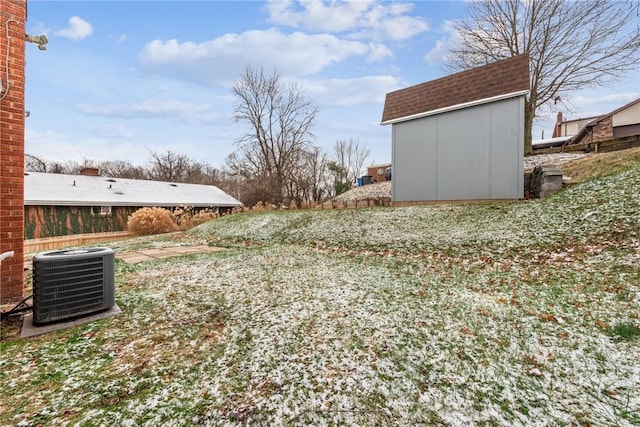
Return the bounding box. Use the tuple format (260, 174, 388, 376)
(33, 247, 115, 325)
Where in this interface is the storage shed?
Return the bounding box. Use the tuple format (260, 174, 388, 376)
(381, 55, 530, 203)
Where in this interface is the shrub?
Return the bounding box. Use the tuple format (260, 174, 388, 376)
(170, 206, 219, 231)
(191, 209, 218, 227)
(127, 207, 178, 236)
(172, 206, 194, 231)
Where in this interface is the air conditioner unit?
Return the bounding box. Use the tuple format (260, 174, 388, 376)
(32, 247, 115, 325)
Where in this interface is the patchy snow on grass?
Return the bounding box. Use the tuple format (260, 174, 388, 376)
(2, 162, 640, 426)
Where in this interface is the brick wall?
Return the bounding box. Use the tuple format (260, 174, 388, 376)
(572, 115, 615, 146)
(367, 164, 391, 183)
(591, 116, 613, 143)
(0, 1, 27, 304)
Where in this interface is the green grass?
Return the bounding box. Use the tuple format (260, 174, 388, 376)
(610, 322, 640, 341)
(1, 158, 640, 425)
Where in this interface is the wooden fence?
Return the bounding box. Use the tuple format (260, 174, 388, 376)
(315, 198, 392, 209)
(534, 135, 640, 155)
(24, 231, 134, 254)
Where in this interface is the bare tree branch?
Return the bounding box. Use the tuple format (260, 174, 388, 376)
(448, 0, 640, 154)
(332, 139, 370, 185)
(25, 154, 48, 173)
(230, 66, 319, 205)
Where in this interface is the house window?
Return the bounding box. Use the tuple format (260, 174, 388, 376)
(91, 206, 112, 216)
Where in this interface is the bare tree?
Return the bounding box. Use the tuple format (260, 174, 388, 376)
(231, 66, 318, 205)
(284, 146, 332, 206)
(146, 149, 192, 182)
(448, 0, 640, 154)
(304, 147, 332, 202)
(332, 138, 370, 185)
(25, 154, 48, 172)
(25, 154, 84, 174)
(332, 138, 370, 189)
(194, 163, 225, 186)
(98, 160, 146, 179)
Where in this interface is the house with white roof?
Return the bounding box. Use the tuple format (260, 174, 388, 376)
(24, 168, 242, 239)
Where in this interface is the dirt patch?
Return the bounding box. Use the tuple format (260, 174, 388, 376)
(117, 245, 225, 264)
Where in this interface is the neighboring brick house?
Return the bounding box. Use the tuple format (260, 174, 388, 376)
(381, 55, 529, 202)
(1, 1, 27, 304)
(367, 163, 391, 183)
(24, 169, 243, 239)
(566, 98, 640, 146)
(551, 112, 600, 138)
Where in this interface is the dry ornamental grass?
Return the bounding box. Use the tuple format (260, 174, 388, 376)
(127, 207, 178, 236)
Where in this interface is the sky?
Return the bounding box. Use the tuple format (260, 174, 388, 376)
(23, 0, 640, 170)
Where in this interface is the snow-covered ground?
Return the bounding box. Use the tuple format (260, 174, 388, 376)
(336, 153, 590, 201)
(1, 158, 639, 426)
(335, 181, 391, 202)
(524, 152, 589, 172)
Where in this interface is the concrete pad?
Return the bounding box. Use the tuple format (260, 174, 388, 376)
(139, 248, 173, 256)
(20, 304, 122, 338)
(21, 305, 121, 338)
(170, 245, 223, 254)
(117, 253, 157, 263)
(116, 245, 226, 264)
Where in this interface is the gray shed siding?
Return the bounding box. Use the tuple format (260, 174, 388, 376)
(392, 96, 524, 202)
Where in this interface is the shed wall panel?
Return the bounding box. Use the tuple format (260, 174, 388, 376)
(437, 107, 491, 199)
(392, 96, 524, 202)
(392, 118, 437, 201)
(489, 98, 524, 198)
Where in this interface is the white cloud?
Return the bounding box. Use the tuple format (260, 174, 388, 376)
(75, 100, 224, 127)
(54, 16, 93, 41)
(84, 123, 133, 139)
(27, 21, 51, 38)
(109, 33, 127, 44)
(265, 0, 428, 41)
(76, 100, 213, 119)
(424, 20, 459, 65)
(572, 92, 639, 108)
(367, 43, 393, 62)
(375, 14, 429, 41)
(139, 29, 371, 84)
(424, 39, 451, 64)
(302, 75, 401, 108)
(25, 128, 148, 165)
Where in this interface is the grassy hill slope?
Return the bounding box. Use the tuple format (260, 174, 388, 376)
(192, 153, 640, 260)
(1, 152, 638, 426)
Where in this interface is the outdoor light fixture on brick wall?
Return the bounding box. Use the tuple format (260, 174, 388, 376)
(25, 33, 47, 50)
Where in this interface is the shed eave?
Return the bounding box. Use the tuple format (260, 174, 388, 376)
(381, 89, 529, 126)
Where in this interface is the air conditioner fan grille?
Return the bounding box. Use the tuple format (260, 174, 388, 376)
(33, 248, 115, 324)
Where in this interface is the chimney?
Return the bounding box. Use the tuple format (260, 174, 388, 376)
(552, 112, 564, 138)
(80, 167, 100, 176)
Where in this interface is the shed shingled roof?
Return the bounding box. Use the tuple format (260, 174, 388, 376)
(381, 54, 530, 124)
